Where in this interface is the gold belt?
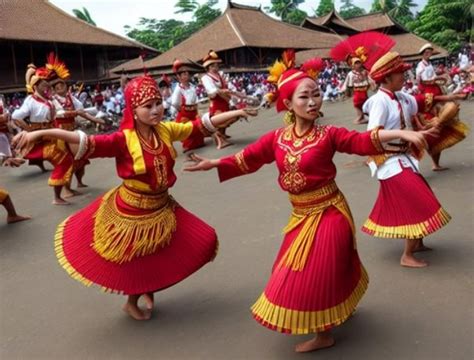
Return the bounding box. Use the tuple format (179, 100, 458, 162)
(27, 122, 54, 131)
(289, 181, 339, 213)
(118, 185, 170, 210)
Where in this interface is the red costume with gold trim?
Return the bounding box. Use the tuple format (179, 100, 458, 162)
(55, 76, 218, 295)
(213, 51, 385, 334)
(413, 93, 469, 156)
(12, 65, 74, 187)
(218, 123, 384, 334)
(331, 32, 395, 111)
(201, 51, 230, 116)
(361, 52, 450, 239)
(172, 59, 205, 151)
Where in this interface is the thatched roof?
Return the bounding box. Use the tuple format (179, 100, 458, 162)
(344, 12, 403, 33)
(112, 1, 341, 74)
(302, 10, 359, 34)
(0, 0, 156, 51)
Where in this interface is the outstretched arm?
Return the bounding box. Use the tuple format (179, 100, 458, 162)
(210, 108, 257, 128)
(13, 129, 81, 156)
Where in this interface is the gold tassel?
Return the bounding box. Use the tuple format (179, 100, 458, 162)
(92, 188, 177, 263)
(278, 191, 356, 272)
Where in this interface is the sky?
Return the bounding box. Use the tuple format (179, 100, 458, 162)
(50, 0, 428, 37)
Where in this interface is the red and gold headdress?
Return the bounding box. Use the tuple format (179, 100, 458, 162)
(330, 31, 395, 69)
(120, 75, 162, 130)
(46, 52, 70, 85)
(369, 51, 412, 83)
(266, 50, 325, 112)
(25, 64, 52, 94)
(202, 50, 222, 68)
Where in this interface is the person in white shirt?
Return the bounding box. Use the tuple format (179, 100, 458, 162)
(48, 53, 104, 194)
(416, 44, 444, 96)
(362, 52, 450, 268)
(171, 59, 206, 152)
(341, 58, 375, 124)
(201, 50, 233, 147)
(12, 63, 75, 205)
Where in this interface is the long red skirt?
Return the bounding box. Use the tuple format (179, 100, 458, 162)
(362, 167, 450, 239)
(252, 207, 368, 334)
(176, 110, 205, 151)
(55, 190, 218, 295)
(424, 120, 469, 155)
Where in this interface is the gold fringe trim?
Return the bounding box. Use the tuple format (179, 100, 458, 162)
(55, 219, 94, 288)
(92, 187, 177, 264)
(47, 163, 74, 186)
(251, 267, 369, 335)
(279, 188, 356, 272)
(55, 219, 126, 294)
(362, 207, 451, 239)
(0, 188, 9, 203)
(430, 121, 469, 155)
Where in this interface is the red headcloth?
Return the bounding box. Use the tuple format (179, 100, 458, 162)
(266, 50, 325, 112)
(120, 75, 162, 130)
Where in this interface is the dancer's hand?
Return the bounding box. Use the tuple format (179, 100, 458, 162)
(12, 131, 35, 154)
(242, 108, 258, 117)
(183, 153, 219, 172)
(3, 157, 25, 167)
(400, 130, 430, 151)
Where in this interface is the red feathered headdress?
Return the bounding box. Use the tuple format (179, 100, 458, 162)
(46, 52, 70, 85)
(330, 31, 395, 69)
(266, 50, 325, 112)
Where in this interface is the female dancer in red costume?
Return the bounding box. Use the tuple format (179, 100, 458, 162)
(185, 52, 432, 352)
(13, 75, 257, 320)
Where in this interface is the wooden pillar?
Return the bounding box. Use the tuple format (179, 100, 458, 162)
(258, 48, 263, 67)
(11, 43, 18, 85)
(29, 43, 34, 63)
(79, 46, 85, 80)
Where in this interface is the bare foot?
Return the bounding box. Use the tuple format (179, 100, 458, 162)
(52, 198, 70, 206)
(413, 245, 433, 253)
(63, 189, 82, 198)
(122, 302, 151, 321)
(295, 335, 335, 353)
(216, 140, 233, 150)
(143, 293, 154, 310)
(7, 215, 31, 224)
(77, 183, 88, 188)
(432, 166, 449, 172)
(400, 254, 428, 268)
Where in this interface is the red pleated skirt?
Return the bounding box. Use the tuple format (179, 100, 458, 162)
(176, 110, 205, 151)
(25, 139, 74, 186)
(55, 191, 218, 295)
(424, 120, 469, 155)
(251, 207, 368, 335)
(362, 167, 451, 239)
(353, 90, 368, 110)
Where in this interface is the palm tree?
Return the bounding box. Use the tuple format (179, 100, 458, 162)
(72, 7, 96, 26)
(389, 0, 417, 20)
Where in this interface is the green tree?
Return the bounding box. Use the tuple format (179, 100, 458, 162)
(408, 0, 472, 52)
(370, 0, 397, 12)
(339, 0, 366, 19)
(124, 0, 221, 52)
(124, 18, 187, 52)
(265, 0, 307, 25)
(315, 0, 334, 17)
(72, 7, 96, 26)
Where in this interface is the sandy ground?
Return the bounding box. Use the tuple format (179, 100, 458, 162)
(0, 98, 473, 360)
